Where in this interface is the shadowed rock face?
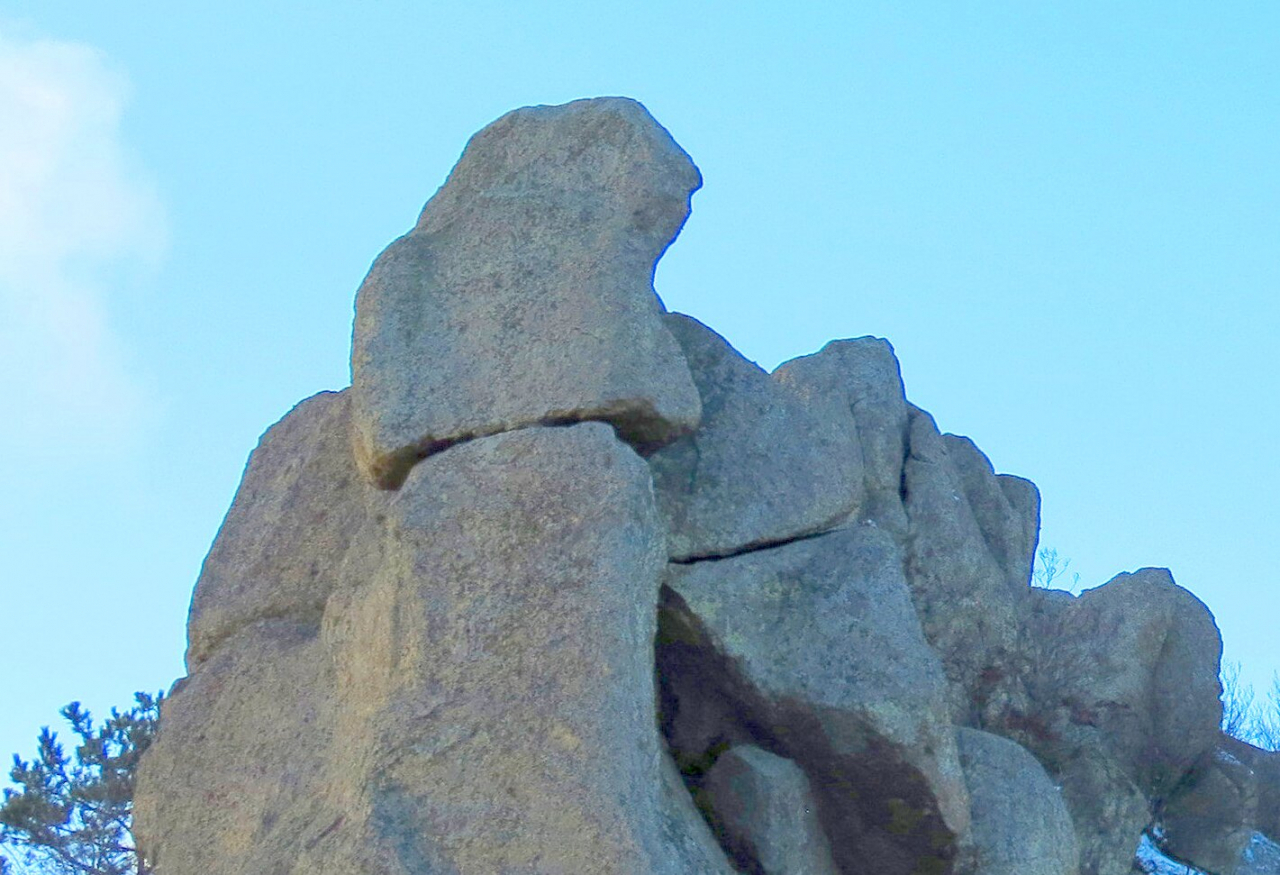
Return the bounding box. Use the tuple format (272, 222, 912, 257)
(350, 97, 702, 488)
(659, 525, 969, 875)
(701, 745, 838, 875)
(136, 96, 1255, 875)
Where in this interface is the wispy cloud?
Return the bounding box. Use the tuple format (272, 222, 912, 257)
(0, 28, 165, 452)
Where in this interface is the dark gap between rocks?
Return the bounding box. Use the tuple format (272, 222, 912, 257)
(669, 525, 847, 566)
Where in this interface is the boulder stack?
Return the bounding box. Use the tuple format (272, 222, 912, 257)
(135, 97, 1264, 875)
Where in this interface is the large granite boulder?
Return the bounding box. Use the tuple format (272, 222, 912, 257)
(350, 97, 702, 488)
(1225, 738, 1280, 848)
(136, 95, 1253, 875)
(659, 524, 969, 875)
(1024, 568, 1223, 798)
(954, 727, 1079, 875)
(701, 745, 838, 875)
(1161, 745, 1261, 875)
(649, 313, 863, 560)
(999, 571, 1223, 875)
(1159, 739, 1280, 875)
(186, 390, 385, 666)
(138, 422, 735, 874)
(318, 423, 733, 873)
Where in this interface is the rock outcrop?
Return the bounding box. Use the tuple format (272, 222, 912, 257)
(136, 96, 1266, 875)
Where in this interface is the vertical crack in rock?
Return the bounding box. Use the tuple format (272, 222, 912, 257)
(774, 337, 910, 536)
(900, 404, 1028, 726)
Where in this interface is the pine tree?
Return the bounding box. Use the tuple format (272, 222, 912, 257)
(1, 693, 162, 875)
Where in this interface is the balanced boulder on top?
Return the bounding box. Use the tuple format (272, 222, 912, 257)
(350, 97, 703, 488)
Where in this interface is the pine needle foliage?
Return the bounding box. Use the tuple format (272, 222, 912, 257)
(0, 693, 162, 875)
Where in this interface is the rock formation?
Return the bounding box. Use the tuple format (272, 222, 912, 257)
(135, 97, 1276, 875)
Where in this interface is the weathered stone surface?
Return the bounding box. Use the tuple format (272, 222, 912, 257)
(660, 524, 969, 875)
(138, 96, 1257, 875)
(902, 406, 1027, 722)
(1162, 746, 1261, 875)
(350, 97, 703, 487)
(773, 336, 909, 536)
(321, 423, 733, 874)
(140, 423, 734, 874)
(942, 434, 1039, 591)
(1223, 738, 1280, 846)
(998, 474, 1041, 578)
(1158, 740, 1280, 875)
(1056, 748, 1150, 875)
(133, 620, 342, 874)
(999, 571, 1223, 875)
(775, 345, 1042, 727)
(186, 390, 384, 667)
(954, 728, 1078, 875)
(702, 745, 838, 875)
(648, 313, 862, 560)
(1026, 568, 1223, 798)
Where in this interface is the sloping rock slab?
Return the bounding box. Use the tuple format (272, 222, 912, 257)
(955, 728, 1078, 875)
(319, 423, 733, 874)
(350, 97, 703, 487)
(660, 525, 969, 875)
(649, 313, 862, 560)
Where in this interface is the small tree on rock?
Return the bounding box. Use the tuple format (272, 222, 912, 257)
(0, 692, 162, 875)
(1031, 546, 1081, 592)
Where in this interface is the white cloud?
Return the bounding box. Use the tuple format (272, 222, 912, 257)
(0, 28, 165, 451)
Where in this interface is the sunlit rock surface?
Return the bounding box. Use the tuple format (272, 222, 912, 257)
(136, 96, 1269, 875)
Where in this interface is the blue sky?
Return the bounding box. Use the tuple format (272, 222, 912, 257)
(1, 2, 1277, 764)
